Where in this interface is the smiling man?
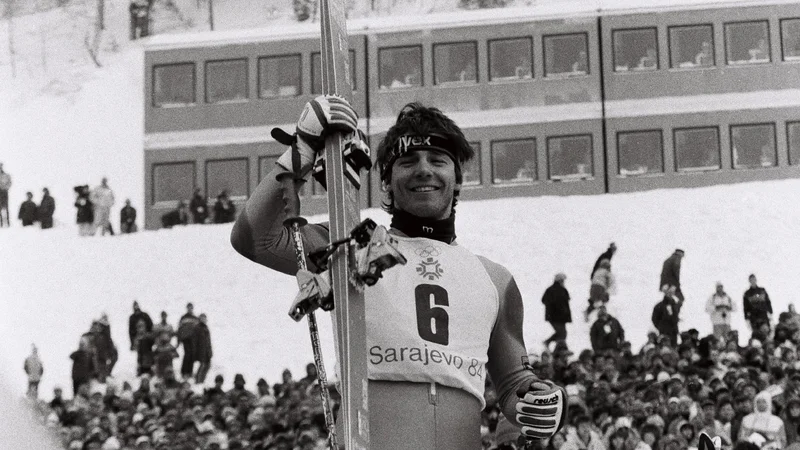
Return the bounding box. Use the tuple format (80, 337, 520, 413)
(230, 98, 566, 449)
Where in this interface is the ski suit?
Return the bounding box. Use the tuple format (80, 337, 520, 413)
(230, 169, 542, 450)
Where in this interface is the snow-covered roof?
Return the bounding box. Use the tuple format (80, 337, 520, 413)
(606, 88, 800, 118)
(143, 0, 800, 51)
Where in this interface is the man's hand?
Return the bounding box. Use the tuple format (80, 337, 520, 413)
(274, 95, 359, 180)
(515, 380, 567, 440)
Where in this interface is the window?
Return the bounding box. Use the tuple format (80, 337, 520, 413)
(205, 59, 248, 103)
(379, 46, 422, 90)
(789, 122, 800, 165)
(613, 28, 658, 72)
(731, 124, 777, 169)
(463, 142, 482, 186)
(258, 156, 279, 181)
(544, 33, 589, 77)
(725, 21, 770, 65)
(258, 55, 301, 98)
(206, 158, 249, 200)
(489, 38, 533, 81)
(669, 25, 714, 68)
(674, 127, 720, 171)
(547, 135, 593, 180)
(312, 50, 356, 94)
(152, 162, 195, 204)
(617, 130, 664, 176)
(781, 19, 800, 61)
(491, 139, 537, 184)
(152, 63, 195, 107)
(434, 42, 477, 85)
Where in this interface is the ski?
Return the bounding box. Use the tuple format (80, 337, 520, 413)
(318, 0, 370, 448)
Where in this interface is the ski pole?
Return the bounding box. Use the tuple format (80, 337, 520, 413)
(280, 176, 339, 450)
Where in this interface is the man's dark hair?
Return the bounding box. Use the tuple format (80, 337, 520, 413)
(375, 102, 475, 214)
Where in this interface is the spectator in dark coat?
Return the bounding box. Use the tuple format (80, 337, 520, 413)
(37, 188, 55, 229)
(652, 285, 683, 346)
(133, 321, 155, 376)
(543, 273, 571, 347)
(660, 249, 685, 301)
(0, 163, 10, 227)
(152, 331, 179, 379)
(177, 303, 200, 379)
(194, 313, 213, 383)
(18, 191, 37, 226)
(93, 314, 118, 381)
(74, 185, 95, 236)
(590, 306, 625, 353)
(743, 273, 773, 334)
(161, 200, 190, 229)
(120, 199, 137, 234)
(591, 242, 616, 280)
(70, 340, 95, 396)
(213, 190, 236, 224)
(128, 301, 153, 351)
(189, 188, 208, 224)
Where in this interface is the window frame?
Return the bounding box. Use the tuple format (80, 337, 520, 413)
(780, 18, 800, 62)
(204, 157, 250, 201)
(542, 32, 590, 78)
(488, 36, 534, 82)
(616, 129, 665, 176)
(490, 138, 538, 185)
(667, 23, 715, 69)
(546, 134, 594, 181)
(673, 126, 721, 172)
(204, 58, 250, 104)
(788, 121, 800, 165)
(723, 20, 772, 66)
(729, 122, 778, 170)
(611, 27, 660, 73)
(152, 62, 197, 108)
(463, 142, 483, 187)
(377, 44, 424, 90)
(151, 161, 197, 205)
(432, 40, 479, 86)
(311, 49, 357, 94)
(257, 53, 302, 99)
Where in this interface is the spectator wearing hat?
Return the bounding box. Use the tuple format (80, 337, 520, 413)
(590, 306, 625, 354)
(120, 199, 137, 234)
(591, 243, 617, 281)
(18, 191, 37, 226)
(152, 331, 179, 379)
(543, 273, 572, 348)
(743, 274, 773, 338)
(70, 338, 95, 396)
(212, 190, 236, 224)
(227, 374, 255, 406)
(739, 391, 786, 447)
(660, 249, 685, 302)
(128, 301, 154, 351)
(706, 282, 735, 340)
(652, 285, 683, 347)
(177, 303, 199, 380)
(193, 313, 213, 383)
(38, 187, 55, 229)
(586, 260, 616, 322)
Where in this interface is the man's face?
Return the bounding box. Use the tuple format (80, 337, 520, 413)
(749, 276, 757, 287)
(716, 285, 724, 295)
(388, 150, 459, 220)
(719, 403, 735, 421)
(577, 422, 591, 441)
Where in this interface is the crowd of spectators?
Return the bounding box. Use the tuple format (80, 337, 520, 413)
(161, 189, 237, 229)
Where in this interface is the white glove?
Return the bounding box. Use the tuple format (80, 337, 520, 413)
(515, 380, 567, 440)
(274, 95, 359, 180)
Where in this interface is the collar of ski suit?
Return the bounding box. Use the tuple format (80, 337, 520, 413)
(390, 209, 456, 244)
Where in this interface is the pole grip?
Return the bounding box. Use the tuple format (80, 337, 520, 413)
(279, 175, 308, 227)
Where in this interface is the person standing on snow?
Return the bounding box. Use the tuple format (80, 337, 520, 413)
(652, 285, 683, 346)
(585, 259, 615, 321)
(24, 344, 44, 400)
(74, 185, 94, 236)
(90, 177, 115, 236)
(590, 242, 616, 280)
(230, 97, 568, 448)
(0, 163, 11, 227)
(542, 273, 572, 348)
(706, 282, 735, 339)
(120, 199, 137, 234)
(128, 301, 153, 351)
(743, 273, 773, 336)
(189, 188, 209, 225)
(18, 191, 37, 226)
(660, 249, 685, 301)
(193, 313, 213, 383)
(38, 188, 55, 229)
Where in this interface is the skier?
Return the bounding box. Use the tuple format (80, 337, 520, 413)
(230, 96, 567, 448)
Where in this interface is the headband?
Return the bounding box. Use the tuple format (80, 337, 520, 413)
(382, 133, 457, 180)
